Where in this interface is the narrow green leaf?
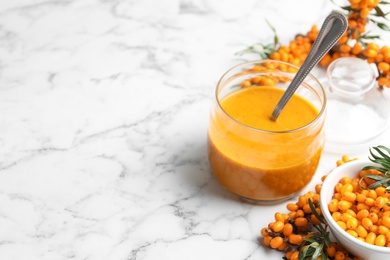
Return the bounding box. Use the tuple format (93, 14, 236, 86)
(373, 146, 390, 162)
(311, 243, 323, 260)
(367, 178, 390, 189)
(323, 232, 330, 247)
(308, 198, 324, 224)
(362, 165, 387, 174)
(374, 6, 388, 18)
(363, 174, 386, 181)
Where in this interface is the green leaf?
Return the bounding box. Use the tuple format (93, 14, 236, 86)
(311, 243, 324, 260)
(367, 178, 390, 189)
(362, 174, 386, 181)
(372, 146, 390, 163)
(374, 6, 389, 18)
(308, 198, 325, 224)
(362, 165, 388, 174)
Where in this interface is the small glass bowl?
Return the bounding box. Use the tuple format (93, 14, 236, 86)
(324, 57, 390, 153)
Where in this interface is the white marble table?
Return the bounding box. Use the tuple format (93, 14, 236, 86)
(1, 1, 390, 259)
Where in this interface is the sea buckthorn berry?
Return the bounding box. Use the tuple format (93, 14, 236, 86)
(272, 221, 284, 232)
(357, 202, 370, 211)
(375, 186, 387, 197)
(356, 225, 368, 238)
(371, 224, 379, 234)
(338, 200, 352, 211)
(291, 251, 299, 260)
(375, 234, 386, 246)
(286, 203, 298, 212)
(352, 42, 363, 55)
(240, 80, 251, 88)
(340, 213, 353, 222)
(378, 225, 390, 235)
(337, 221, 347, 230)
(340, 44, 351, 53)
(270, 52, 281, 60)
(263, 235, 272, 246)
(261, 227, 268, 237)
(368, 42, 380, 51)
(368, 189, 378, 199)
(335, 183, 343, 193)
(362, 217, 373, 230)
(334, 192, 342, 200)
(382, 216, 390, 228)
(347, 218, 359, 230)
(326, 243, 337, 257)
(335, 251, 345, 260)
(347, 229, 358, 238)
(365, 197, 375, 207)
(315, 184, 322, 194)
(278, 241, 288, 251)
(274, 212, 284, 222)
(333, 211, 342, 221)
(296, 210, 304, 218)
(366, 232, 377, 244)
(364, 48, 378, 58)
(340, 175, 352, 184)
(295, 217, 308, 227)
(369, 213, 379, 224)
(285, 251, 293, 259)
(288, 211, 297, 220)
(345, 209, 357, 218)
(386, 231, 390, 241)
(303, 204, 312, 214)
(310, 213, 322, 225)
(357, 209, 369, 220)
(283, 223, 293, 236)
(342, 191, 357, 202)
(297, 195, 307, 208)
(270, 236, 284, 249)
(260, 77, 276, 86)
(356, 193, 367, 203)
(288, 234, 303, 244)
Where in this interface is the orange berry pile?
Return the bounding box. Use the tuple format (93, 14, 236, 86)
(260, 176, 360, 260)
(239, 61, 296, 88)
(252, 0, 390, 88)
(336, 155, 358, 167)
(328, 169, 390, 247)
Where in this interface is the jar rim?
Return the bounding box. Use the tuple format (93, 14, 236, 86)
(215, 59, 327, 133)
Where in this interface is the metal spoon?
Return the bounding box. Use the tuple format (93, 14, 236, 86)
(271, 12, 348, 121)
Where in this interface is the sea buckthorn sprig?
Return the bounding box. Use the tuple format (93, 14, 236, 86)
(237, 0, 390, 88)
(359, 145, 390, 191)
(260, 177, 360, 260)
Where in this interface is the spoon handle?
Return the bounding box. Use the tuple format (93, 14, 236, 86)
(271, 12, 348, 121)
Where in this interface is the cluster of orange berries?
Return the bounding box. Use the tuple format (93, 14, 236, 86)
(328, 169, 390, 247)
(336, 155, 358, 167)
(263, 0, 390, 88)
(260, 175, 360, 260)
(239, 62, 296, 88)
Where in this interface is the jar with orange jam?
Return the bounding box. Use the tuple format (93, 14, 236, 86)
(208, 60, 326, 203)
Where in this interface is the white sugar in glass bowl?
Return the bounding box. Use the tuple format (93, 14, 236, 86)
(320, 160, 390, 260)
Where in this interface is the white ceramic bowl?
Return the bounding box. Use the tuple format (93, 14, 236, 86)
(320, 160, 390, 260)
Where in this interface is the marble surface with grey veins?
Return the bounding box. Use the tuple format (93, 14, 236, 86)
(0, 0, 389, 259)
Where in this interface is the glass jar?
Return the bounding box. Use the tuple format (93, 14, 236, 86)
(324, 57, 390, 153)
(207, 60, 326, 203)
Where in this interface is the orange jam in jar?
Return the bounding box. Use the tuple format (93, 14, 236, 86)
(208, 60, 326, 203)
